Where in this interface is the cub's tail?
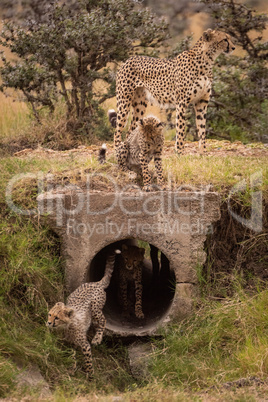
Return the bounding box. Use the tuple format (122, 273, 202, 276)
(98, 143, 107, 164)
(108, 109, 117, 128)
(100, 249, 121, 289)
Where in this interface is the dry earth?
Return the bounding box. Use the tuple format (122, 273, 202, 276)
(12, 139, 268, 160)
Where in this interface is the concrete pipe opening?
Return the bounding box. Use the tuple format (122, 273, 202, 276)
(86, 239, 176, 336)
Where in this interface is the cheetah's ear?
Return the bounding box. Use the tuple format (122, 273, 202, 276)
(64, 307, 74, 317)
(157, 122, 164, 128)
(203, 28, 213, 42)
(56, 302, 65, 308)
(139, 248, 145, 258)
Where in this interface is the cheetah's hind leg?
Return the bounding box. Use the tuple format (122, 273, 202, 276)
(91, 306, 106, 346)
(77, 337, 94, 379)
(69, 349, 77, 376)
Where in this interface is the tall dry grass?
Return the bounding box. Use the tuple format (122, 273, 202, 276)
(0, 92, 29, 139)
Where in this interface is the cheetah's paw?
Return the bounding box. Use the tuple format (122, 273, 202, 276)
(91, 336, 102, 345)
(135, 311, 145, 319)
(143, 184, 154, 192)
(128, 171, 138, 181)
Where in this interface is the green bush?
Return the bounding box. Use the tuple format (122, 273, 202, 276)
(202, 0, 268, 143)
(0, 0, 168, 139)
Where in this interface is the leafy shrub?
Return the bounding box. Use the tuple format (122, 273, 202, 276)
(202, 0, 268, 143)
(0, 0, 168, 139)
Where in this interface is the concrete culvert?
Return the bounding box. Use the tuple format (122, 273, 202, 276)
(37, 190, 221, 335)
(86, 239, 176, 336)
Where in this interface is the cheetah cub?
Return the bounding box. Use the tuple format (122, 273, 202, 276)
(118, 244, 145, 319)
(47, 250, 120, 378)
(108, 110, 164, 191)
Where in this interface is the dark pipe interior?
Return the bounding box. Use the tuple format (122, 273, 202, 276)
(87, 239, 176, 334)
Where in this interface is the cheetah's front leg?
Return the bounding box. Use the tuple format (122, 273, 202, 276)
(194, 97, 210, 154)
(175, 101, 187, 156)
(115, 91, 131, 151)
(91, 302, 106, 346)
(117, 142, 130, 172)
(139, 150, 153, 191)
(76, 337, 94, 378)
(154, 151, 164, 187)
(134, 266, 144, 319)
(129, 87, 148, 133)
(134, 278, 144, 319)
(118, 277, 129, 316)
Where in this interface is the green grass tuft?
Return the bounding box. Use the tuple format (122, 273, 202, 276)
(149, 290, 268, 389)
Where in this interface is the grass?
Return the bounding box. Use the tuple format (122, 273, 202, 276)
(162, 152, 267, 194)
(1, 140, 267, 196)
(0, 92, 29, 139)
(149, 291, 268, 389)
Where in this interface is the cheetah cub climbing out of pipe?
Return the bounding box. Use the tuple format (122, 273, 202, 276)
(47, 249, 120, 378)
(108, 110, 164, 191)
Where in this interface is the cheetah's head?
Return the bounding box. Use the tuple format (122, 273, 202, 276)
(202, 29, 236, 56)
(47, 302, 74, 329)
(139, 116, 164, 141)
(121, 244, 145, 271)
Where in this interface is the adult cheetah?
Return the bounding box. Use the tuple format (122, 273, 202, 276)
(115, 29, 235, 156)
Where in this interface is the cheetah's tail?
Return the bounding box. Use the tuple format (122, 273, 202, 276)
(100, 249, 121, 289)
(98, 143, 107, 164)
(108, 109, 117, 128)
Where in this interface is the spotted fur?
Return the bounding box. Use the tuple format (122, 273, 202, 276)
(118, 244, 145, 319)
(115, 29, 235, 155)
(109, 111, 164, 190)
(47, 250, 119, 377)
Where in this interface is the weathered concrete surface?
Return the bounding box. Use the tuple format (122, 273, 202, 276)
(38, 189, 220, 335)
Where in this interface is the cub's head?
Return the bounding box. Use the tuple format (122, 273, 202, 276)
(202, 29, 236, 56)
(121, 244, 145, 271)
(138, 116, 164, 141)
(47, 302, 74, 329)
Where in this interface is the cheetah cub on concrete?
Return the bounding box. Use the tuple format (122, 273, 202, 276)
(118, 244, 145, 319)
(108, 110, 164, 191)
(47, 250, 120, 378)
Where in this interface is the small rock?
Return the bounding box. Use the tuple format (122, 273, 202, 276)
(127, 342, 153, 380)
(16, 363, 52, 398)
